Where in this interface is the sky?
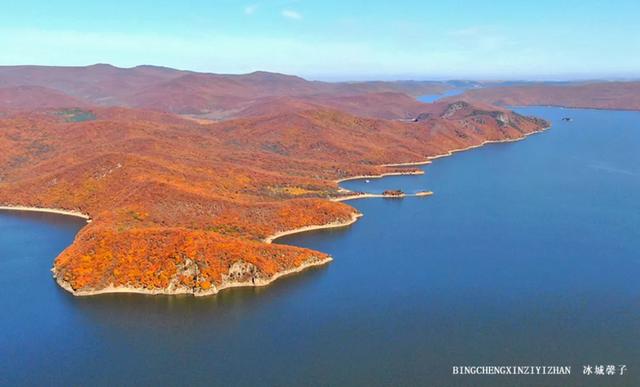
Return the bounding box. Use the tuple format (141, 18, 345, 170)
(1, 0, 639, 80)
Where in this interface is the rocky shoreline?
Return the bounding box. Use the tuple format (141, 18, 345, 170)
(53, 255, 333, 297)
(51, 213, 363, 297)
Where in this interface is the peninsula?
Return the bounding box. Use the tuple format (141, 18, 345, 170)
(0, 65, 548, 296)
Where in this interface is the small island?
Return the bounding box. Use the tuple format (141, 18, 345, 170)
(382, 189, 433, 198)
(382, 189, 405, 198)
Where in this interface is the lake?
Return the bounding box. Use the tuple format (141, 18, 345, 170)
(1, 106, 638, 386)
(417, 88, 465, 103)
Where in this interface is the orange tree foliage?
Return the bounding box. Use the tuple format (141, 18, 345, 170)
(0, 101, 547, 293)
(55, 226, 326, 292)
(448, 82, 640, 111)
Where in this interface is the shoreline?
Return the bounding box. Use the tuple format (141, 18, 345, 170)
(506, 104, 640, 112)
(426, 127, 550, 161)
(263, 212, 363, 244)
(54, 255, 333, 297)
(335, 170, 423, 183)
(355, 126, 551, 169)
(41, 125, 548, 298)
(332, 191, 433, 202)
(381, 160, 433, 167)
(0, 205, 91, 222)
(330, 126, 549, 202)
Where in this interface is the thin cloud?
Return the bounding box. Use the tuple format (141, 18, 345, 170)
(244, 4, 258, 15)
(448, 26, 484, 37)
(282, 9, 302, 20)
(3, 27, 636, 80)
(448, 26, 512, 52)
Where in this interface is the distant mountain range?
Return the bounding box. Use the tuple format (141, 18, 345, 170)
(2, 64, 637, 118)
(0, 64, 450, 119)
(447, 81, 640, 111)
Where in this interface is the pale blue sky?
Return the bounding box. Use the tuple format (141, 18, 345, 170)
(1, 0, 639, 80)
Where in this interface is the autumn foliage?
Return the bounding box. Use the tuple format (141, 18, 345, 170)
(449, 82, 640, 111)
(0, 67, 548, 295)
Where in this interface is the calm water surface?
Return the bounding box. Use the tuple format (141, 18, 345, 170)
(1, 107, 639, 386)
(417, 88, 465, 103)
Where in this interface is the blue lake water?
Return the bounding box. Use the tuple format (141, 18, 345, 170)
(417, 88, 465, 103)
(1, 107, 639, 386)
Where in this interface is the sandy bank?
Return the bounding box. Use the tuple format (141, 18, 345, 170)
(335, 170, 423, 183)
(333, 191, 433, 202)
(381, 160, 433, 167)
(0, 205, 91, 222)
(264, 212, 363, 244)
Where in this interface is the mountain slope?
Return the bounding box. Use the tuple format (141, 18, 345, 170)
(0, 64, 451, 119)
(0, 101, 547, 295)
(451, 82, 640, 110)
